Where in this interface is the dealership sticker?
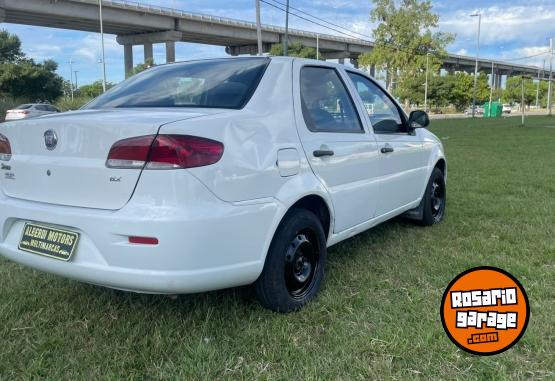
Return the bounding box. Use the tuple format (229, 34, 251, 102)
(441, 267, 529, 356)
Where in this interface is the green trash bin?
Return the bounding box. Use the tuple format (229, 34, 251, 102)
(483, 102, 503, 118)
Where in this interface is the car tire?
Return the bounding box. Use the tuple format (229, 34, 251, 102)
(418, 167, 446, 226)
(254, 208, 327, 313)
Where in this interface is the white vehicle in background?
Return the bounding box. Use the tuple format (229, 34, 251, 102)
(5, 103, 60, 121)
(464, 106, 484, 116)
(502, 104, 512, 114)
(0, 57, 446, 312)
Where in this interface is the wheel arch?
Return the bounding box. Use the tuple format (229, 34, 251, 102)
(435, 158, 447, 176)
(288, 194, 332, 239)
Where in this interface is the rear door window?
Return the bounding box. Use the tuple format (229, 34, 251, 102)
(300, 66, 363, 133)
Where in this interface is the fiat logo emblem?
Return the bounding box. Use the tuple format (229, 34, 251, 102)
(44, 130, 58, 151)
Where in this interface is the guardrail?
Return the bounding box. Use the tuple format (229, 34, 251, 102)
(69, 0, 373, 45)
(65, 0, 542, 71)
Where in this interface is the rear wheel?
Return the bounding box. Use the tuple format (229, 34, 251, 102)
(254, 209, 327, 313)
(419, 167, 446, 226)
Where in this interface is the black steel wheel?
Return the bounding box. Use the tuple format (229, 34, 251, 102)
(430, 177, 446, 223)
(419, 167, 446, 226)
(284, 232, 320, 300)
(255, 209, 327, 313)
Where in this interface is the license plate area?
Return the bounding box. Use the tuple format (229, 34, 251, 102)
(19, 223, 80, 262)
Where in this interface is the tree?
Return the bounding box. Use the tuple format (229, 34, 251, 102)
(0, 30, 24, 64)
(0, 59, 64, 101)
(270, 43, 321, 59)
(504, 76, 547, 109)
(428, 74, 455, 109)
(79, 80, 115, 98)
(448, 72, 490, 111)
(358, 0, 454, 104)
(0, 30, 64, 101)
(131, 58, 155, 76)
(395, 72, 425, 105)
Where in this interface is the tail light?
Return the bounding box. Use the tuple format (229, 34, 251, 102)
(106, 135, 154, 169)
(106, 135, 224, 170)
(0, 134, 11, 161)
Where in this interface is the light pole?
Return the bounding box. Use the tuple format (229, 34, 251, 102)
(470, 12, 481, 118)
(548, 38, 553, 116)
(74, 71, 79, 91)
(255, 0, 263, 55)
(316, 34, 319, 60)
(284, 0, 290, 56)
(536, 62, 542, 109)
(99, 0, 107, 92)
(68, 58, 74, 101)
(521, 76, 525, 125)
(424, 53, 429, 112)
(521, 76, 532, 125)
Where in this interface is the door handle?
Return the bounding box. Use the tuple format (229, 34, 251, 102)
(313, 150, 335, 158)
(381, 146, 394, 154)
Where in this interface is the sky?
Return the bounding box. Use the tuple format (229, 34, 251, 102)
(2, 0, 555, 85)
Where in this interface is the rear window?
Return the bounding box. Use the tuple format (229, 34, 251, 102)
(15, 104, 33, 110)
(85, 58, 270, 110)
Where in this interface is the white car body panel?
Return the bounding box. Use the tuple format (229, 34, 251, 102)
(0, 57, 445, 294)
(2, 109, 221, 209)
(292, 60, 381, 233)
(0, 170, 281, 293)
(373, 132, 428, 216)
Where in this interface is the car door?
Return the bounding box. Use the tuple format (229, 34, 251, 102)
(293, 62, 380, 233)
(345, 72, 428, 217)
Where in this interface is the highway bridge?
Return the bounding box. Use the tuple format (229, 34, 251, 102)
(0, 0, 548, 83)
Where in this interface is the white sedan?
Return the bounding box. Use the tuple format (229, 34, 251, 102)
(5, 103, 60, 121)
(0, 57, 446, 312)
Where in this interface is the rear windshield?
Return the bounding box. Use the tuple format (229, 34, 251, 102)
(16, 104, 33, 110)
(85, 58, 270, 110)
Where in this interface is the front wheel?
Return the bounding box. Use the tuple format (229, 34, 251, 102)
(254, 209, 327, 313)
(418, 167, 446, 226)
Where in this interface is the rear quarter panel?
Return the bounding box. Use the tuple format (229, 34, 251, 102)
(159, 59, 320, 205)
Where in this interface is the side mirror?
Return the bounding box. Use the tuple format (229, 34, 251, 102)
(409, 110, 430, 129)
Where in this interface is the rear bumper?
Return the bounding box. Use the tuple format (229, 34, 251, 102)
(0, 170, 282, 294)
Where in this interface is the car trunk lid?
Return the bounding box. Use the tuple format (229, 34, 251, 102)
(0, 108, 216, 210)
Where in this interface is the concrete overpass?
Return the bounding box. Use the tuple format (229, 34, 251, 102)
(0, 0, 548, 82)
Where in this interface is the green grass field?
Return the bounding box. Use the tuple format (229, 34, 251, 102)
(1, 116, 553, 380)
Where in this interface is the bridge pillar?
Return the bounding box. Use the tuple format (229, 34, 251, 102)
(350, 58, 359, 69)
(369, 65, 376, 77)
(338, 58, 345, 65)
(166, 42, 176, 63)
(495, 73, 502, 89)
(124, 45, 133, 78)
(144, 43, 154, 63)
(0, 9, 5, 23)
